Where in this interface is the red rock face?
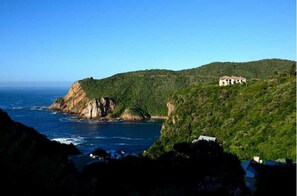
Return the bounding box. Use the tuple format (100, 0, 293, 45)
(50, 81, 170, 121)
(63, 81, 89, 113)
(49, 81, 117, 119)
(166, 102, 175, 117)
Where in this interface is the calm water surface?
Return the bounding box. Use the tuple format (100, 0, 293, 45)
(0, 87, 162, 155)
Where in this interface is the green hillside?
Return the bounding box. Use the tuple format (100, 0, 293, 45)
(181, 58, 294, 79)
(147, 70, 296, 161)
(79, 59, 294, 117)
(79, 71, 191, 117)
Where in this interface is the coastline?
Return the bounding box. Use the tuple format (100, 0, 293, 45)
(151, 116, 168, 120)
(48, 107, 167, 122)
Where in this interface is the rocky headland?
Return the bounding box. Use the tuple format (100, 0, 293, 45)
(49, 59, 294, 121)
(49, 81, 153, 120)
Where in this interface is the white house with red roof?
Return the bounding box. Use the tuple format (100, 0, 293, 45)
(219, 76, 246, 86)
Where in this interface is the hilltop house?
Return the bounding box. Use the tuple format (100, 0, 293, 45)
(219, 76, 246, 86)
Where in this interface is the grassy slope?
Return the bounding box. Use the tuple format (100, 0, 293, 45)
(79, 71, 192, 116)
(181, 59, 294, 78)
(79, 59, 295, 117)
(147, 72, 296, 161)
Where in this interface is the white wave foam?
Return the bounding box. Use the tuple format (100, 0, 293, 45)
(86, 119, 101, 124)
(95, 136, 108, 139)
(12, 106, 23, 110)
(59, 117, 82, 123)
(114, 143, 126, 146)
(51, 136, 85, 145)
(114, 143, 139, 146)
(112, 136, 144, 140)
(29, 106, 47, 111)
(95, 136, 145, 141)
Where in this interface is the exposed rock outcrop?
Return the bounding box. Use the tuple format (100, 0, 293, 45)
(49, 81, 89, 113)
(49, 81, 116, 119)
(49, 97, 65, 110)
(120, 109, 150, 121)
(80, 97, 116, 119)
(49, 80, 172, 121)
(167, 102, 175, 116)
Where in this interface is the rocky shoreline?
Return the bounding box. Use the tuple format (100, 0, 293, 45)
(49, 81, 169, 121)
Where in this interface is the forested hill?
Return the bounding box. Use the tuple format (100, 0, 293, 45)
(79, 70, 191, 116)
(147, 69, 296, 161)
(78, 59, 294, 117)
(180, 58, 294, 78)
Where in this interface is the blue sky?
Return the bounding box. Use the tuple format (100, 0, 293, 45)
(0, 0, 295, 84)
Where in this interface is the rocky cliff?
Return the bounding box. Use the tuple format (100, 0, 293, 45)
(80, 97, 116, 119)
(166, 102, 175, 116)
(49, 81, 88, 113)
(49, 59, 294, 121)
(49, 81, 151, 120)
(49, 81, 116, 119)
(120, 108, 150, 121)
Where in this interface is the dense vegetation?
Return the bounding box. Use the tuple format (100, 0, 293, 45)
(147, 69, 296, 161)
(181, 59, 294, 78)
(0, 110, 248, 195)
(0, 109, 80, 195)
(79, 71, 191, 117)
(78, 141, 248, 195)
(253, 161, 296, 195)
(1, 95, 295, 194)
(79, 59, 294, 117)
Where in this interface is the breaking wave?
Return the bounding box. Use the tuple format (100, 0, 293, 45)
(12, 106, 24, 110)
(112, 136, 144, 140)
(51, 136, 85, 145)
(95, 136, 145, 141)
(59, 117, 83, 123)
(29, 106, 48, 111)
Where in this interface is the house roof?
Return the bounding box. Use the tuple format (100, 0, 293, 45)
(198, 135, 217, 141)
(220, 76, 246, 80)
(192, 135, 217, 143)
(192, 135, 218, 144)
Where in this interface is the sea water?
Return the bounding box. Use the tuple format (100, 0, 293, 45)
(0, 87, 162, 155)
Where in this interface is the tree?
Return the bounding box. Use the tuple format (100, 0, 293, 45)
(91, 148, 111, 160)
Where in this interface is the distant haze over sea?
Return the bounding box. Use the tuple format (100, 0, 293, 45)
(0, 81, 73, 88)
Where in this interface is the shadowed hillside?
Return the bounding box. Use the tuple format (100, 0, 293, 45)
(0, 110, 248, 195)
(0, 109, 80, 195)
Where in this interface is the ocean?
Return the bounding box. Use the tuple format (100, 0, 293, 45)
(0, 87, 162, 155)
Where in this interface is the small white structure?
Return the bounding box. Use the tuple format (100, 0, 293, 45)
(192, 135, 217, 143)
(219, 76, 246, 86)
(253, 156, 263, 163)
